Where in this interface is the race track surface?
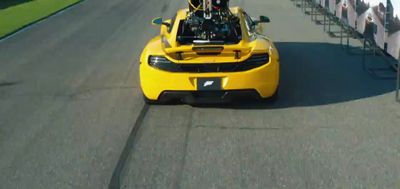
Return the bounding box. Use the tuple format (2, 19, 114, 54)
(0, 0, 399, 188)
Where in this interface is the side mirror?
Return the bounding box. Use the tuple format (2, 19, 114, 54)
(259, 16, 270, 23)
(254, 16, 270, 24)
(152, 17, 171, 27)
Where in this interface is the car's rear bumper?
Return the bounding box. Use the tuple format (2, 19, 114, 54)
(140, 59, 279, 101)
(158, 90, 262, 103)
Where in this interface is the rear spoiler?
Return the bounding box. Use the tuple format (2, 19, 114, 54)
(164, 45, 252, 59)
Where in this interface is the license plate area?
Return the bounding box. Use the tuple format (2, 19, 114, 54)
(197, 78, 222, 91)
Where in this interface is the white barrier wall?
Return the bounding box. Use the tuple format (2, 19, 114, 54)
(319, 0, 398, 60)
(356, 0, 387, 49)
(387, 0, 400, 59)
(330, 0, 340, 14)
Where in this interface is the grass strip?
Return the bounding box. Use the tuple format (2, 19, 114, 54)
(0, 0, 81, 38)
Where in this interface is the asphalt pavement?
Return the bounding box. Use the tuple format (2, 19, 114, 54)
(0, 0, 399, 188)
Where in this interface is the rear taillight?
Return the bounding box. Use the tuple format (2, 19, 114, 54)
(244, 53, 270, 65)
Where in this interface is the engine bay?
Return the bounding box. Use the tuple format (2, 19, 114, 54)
(177, 0, 242, 45)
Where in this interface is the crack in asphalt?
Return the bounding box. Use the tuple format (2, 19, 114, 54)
(174, 109, 194, 189)
(194, 125, 294, 130)
(67, 86, 139, 99)
(194, 125, 339, 131)
(0, 81, 19, 87)
(0, 86, 138, 100)
(108, 104, 150, 189)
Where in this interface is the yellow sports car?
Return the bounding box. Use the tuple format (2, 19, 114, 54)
(140, 0, 280, 104)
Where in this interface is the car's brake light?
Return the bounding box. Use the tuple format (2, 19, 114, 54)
(149, 56, 172, 66)
(147, 53, 270, 72)
(244, 53, 270, 65)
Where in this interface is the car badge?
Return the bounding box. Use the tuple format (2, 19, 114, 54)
(203, 81, 214, 87)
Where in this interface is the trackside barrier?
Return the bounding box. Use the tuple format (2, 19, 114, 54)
(362, 38, 398, 80)
(291, 0, 400, 102)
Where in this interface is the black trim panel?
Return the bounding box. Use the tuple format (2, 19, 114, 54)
(158, 90, 262, 103)
(148, 53, 270, 73)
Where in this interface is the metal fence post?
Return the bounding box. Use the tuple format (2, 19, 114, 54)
(397, 58, 400, 102)
(323, 10, 326, 31)
(328, 15, 331, 33)
(340, 22, 343, 45)
(362, 39, 367, 71)
(311, 1, 314, 20)
(314, 2, 318, 21)
(346, 26, 350, 51)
